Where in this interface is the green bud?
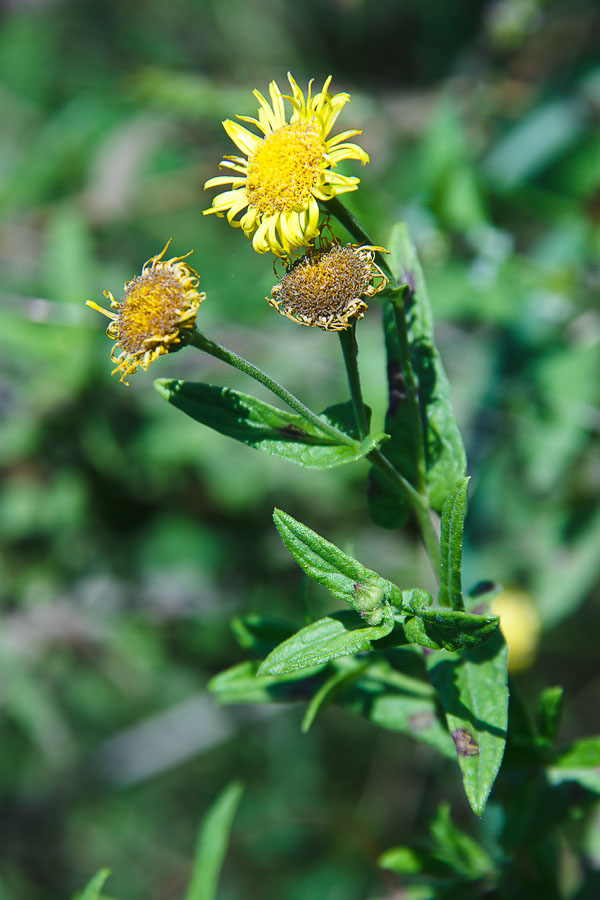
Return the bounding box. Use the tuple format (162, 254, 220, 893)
(353, 579, 387, 625)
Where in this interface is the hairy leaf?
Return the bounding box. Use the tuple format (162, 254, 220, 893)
(438, 477, 469, 610)
(428, 630, 509, 816)
(155, 380, 385, 469)
(258, 609, 395, 676)
(368, 223, 466, 529)
(273, 508, 405, 618)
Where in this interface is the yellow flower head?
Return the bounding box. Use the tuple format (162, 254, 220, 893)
(203, 73, 369, 258)
(87, 242, 205, 384)
(268, 240, 388, 331)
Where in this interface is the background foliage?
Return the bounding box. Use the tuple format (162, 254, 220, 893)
(1, 0, 599, 897)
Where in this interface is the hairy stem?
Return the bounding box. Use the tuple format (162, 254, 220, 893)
(189, 329, 358, 449)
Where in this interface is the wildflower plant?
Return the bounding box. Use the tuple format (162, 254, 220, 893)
(87, 73, 600, 898)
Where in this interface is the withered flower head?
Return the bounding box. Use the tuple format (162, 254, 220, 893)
(268, 240, 387, 331)
(86, 241, 205, 384)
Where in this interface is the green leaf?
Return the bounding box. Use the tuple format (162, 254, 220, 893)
(547, 737, 600, 794)
(231, 615, 296, 656)
(398, 603, 499, 652)
(257, 609, 395, 676)
(301, 658, 368, 733)
(428, 630, 509, 816)
(273, 507, 404, 621)
(536, 686, 564, 746)
(74, 870, 111, 900)
(438, 478, 469, 610)
(340, 652, 456, 759)
(208, 660, 324, 705)
(185, 781, 244, 900)
(155, 380, 385, 469)
(368, 223, 466, 529)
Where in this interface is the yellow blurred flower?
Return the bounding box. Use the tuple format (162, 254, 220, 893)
(492, 589, 541, 673)
(87, 242, 205, 384)
(203, 73, 369, 258)
(268, 240, 387, 331)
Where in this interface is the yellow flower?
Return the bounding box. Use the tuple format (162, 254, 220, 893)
(86, 241, 205, 384)
(203, 73, 369, 258)
(492, 589, 541, 673)
(268, 240, 388, 331)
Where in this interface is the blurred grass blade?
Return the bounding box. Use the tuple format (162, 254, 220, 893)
(74, 869, 110, 900)
(428, 630, 509, 816)
(155, 380, 385, 468)
(438, 477, 469, 610)
(185, 781, 244, 900)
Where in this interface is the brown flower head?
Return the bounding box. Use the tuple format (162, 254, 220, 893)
(268, 240, 388, 331)
(86, 241, 205, 384)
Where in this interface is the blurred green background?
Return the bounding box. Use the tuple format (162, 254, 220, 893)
(1, 0, 599, 897)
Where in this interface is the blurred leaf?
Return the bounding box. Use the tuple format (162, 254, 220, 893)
(483, 99, 586, 189)
(429, 804, 494, 878)
(536, 686, 564, 747)
(438, 477, 469, 610)
(184, 781, 244, 900)
(74, 869, 111, 900)
(208, 660, 324, 705)
(273, 507, 404, 617)
(257, 609, 395, 676)
(155, 380, 385, 468)
(231, 615, 296, 656)
(301, 658, 368, 733)
(547, 737, 600, 794)
(428, 630, 509, 815)
(368, 223, 466, 528)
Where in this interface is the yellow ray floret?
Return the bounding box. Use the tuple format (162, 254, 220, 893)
(268, 240, 388, 331)
(86, 241, 205, 384)
(204, 73, 369, 258)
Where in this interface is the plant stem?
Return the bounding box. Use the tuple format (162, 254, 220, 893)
(338, 323, 369, 440)
(325, 196, 441, 575)
(189, 328, 358, 449)
(322, 196, 396, 285)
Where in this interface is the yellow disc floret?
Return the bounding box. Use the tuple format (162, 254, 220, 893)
(86, 241, 205, 384)
(268, 240, 388, 331)
(204, 73, 369, 258)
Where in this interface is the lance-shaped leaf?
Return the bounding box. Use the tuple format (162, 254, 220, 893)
(368, 223, 466, 528)
(209, 660, 325, 705)
(273, 507, 404, 621)
(339, 652, 456, 759)
(547, 736, 600, 794)
(258, 609, 395, 676)
(155, 380, 385, 469)
(185, 781, 244, 900)
(438, 477, 469, 610)
(428, 630, 509, 816)
(75, 869, 111, 900)
(398, 601, 499, 652)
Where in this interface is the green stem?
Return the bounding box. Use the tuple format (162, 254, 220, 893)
(368, 449, 441, 572)
(325, 197, 441, 575)
(322, 196, 396, 285)
(189, 328, 358, 449)
(338, 323, 369, 440)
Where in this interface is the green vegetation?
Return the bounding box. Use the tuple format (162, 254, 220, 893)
(1, 2, 599, 898)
